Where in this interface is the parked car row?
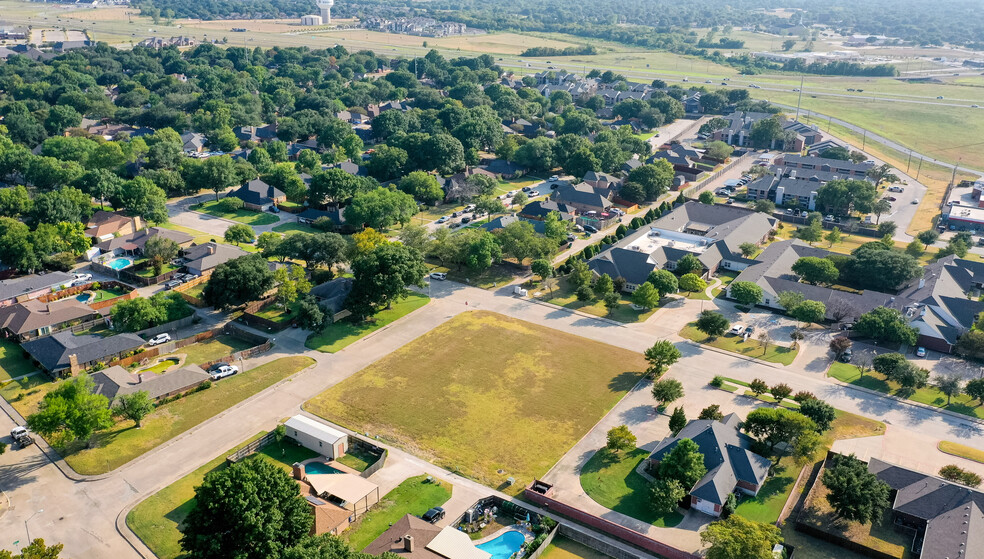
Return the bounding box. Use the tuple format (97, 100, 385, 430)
(164, 273, 199, 290)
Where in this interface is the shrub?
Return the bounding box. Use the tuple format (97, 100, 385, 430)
(575, 285, 594, 301)
(217, 196, 244, 212)
(792, 391, 816, 403)
(710, 375, 724, 388)
(312, 216, 335, 231)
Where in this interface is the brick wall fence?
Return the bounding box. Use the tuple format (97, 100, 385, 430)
(524, 482, 699, 559)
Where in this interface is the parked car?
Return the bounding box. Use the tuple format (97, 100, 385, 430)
(823, 215, 835, 222)
(147, 333, 171, 346)
(73, 273, 93, 282)
(566, 234, 577, 242)
(785, 208, 794, 215)
(912, 199, 920, 204)
(583, 225, 598, 234)
(744, 326, 755, 336)
(209, 364, 239, 380)
(549, 175, 559, 181)
(461, 216, 471, 224)
(729, 324, 746, 335)
(430, 272, 447, 281)
(10, 426, 34, 448)
(268, 205, 280, 213)
(839, 348, 853, 363)
(436, 216, 449, 223)
(915, 346, 927, 358)
(888, 186, 904, 193)
(422, 507, 445, 523)
(884, 196, 897, 202)
(163, 279, 182, 290)
(800, 211, 809, 218)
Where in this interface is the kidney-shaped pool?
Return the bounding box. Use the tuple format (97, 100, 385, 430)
(475, 530, 525, 559)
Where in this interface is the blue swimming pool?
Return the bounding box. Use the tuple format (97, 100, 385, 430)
(304, 462, 344, 475)
(107, 257, 133, 270)
(76, 293, 95, 303)
(476, 530, 525, 559)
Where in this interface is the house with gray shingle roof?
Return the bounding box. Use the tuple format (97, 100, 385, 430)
(90, 364, 210, 402)
(0, 272, 75, 306)
(22, 331, 146, 375)
(552, 183, 613, 215)
(0, 298, 99, 341)
(649, 414, 771, 517)
(182, 243, 250, 276)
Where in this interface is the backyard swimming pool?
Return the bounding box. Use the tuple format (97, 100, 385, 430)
(476, 530, 525, 559)
(304, 462, 344, 475)
(76, 293, 95, 304)
(107, 257, 133, 271)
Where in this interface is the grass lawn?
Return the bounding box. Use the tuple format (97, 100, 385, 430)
(426, 261, 517, 290)
(828, 361, 984, 420)
(540, 536, 612, 559)
(252, 301, 301, 324)
(88, 287, 129, 301)
(127, 433, 318, 559)
(136, 357, 181, 375)
(344, 475, 452, 551)
(0, 338, 35, 380)
(305, 293, 429, 353)
(271, 221, 318, 236)
(307, 311, 648, 494)
(711, 271, 739, 298)
(680, 289, 710, 300)
(733, 458, 796, 523)
(579, 448, 683, 527)
(135, 261, 180, 278)
(157, 222, 218, 246)
(680, 324, 798, 365)
(190, 200, 280, 226)
(181, 283, 206, 301)
(7, 356, 315, 474)
(334, 446, 379, 472)
(537, 277, 658, 323)
(170, 334, 255, 365)
(938, 440, 984, 464)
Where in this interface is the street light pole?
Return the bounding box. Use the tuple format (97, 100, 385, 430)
(25, 509, 43, 542)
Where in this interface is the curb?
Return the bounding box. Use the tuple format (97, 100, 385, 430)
(825, 375, 984, 427)
(524, 296, 628, 328)
(681, 339, 783, 369)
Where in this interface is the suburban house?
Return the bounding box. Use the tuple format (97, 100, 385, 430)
(481, 214, 546, 234)
(744, 169, 825, 209)
(90, 364, 211, 401)
(479, 158, 526, 179)
(552, 183, 613, 215)
(334, 160, 368, 177)
(285, 415, 348, 459)
(85, 211, 143, 242)
(0, 272, 75, 307)
(582, 171, 621, 192)
(649, 145, 707, 182)
(363, 514, 492, 559)
(94, 227, 194, 257)
(300, 493, 352, 538)
(309, 277, 353, 315)
(180, 132, 206, 153)
(648, 414, 771, 517)
(805, 139, 847, 156)
(518, 200, 574, 222)
(296, 208, 344, 227)
(0, 298, 99, 341)
(227, 178, 286, 211)
(22, 331, 146, 376)
(709, 111, 824, 151)
(587, 202, 775, 289)
(182, 243, 250, 276)
(774, 154, 873, 178)
(234, 124, 278, 143)
(867, 456, 984, 559)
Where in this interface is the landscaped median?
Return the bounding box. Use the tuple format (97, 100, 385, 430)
(680, 323, 798, 365)
(2, 356, 315, 475)
(709, 376, 802, 409)
(305, 292, 430, 353)
(938, 440, 984, 464)
(536, 277, 659, 323)
(827, 361, 984, 420)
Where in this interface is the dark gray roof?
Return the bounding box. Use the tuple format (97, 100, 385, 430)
(650, 202, 775, 257)
(297, 208, 343, 223)
(778, 154, 874, 175)
(588, 247, 655, 286)
(309, 277, 353, 314)
(90, 364, 209, 401)
(518, 200, 573, 221)
(552, 183, 612, 211)
(480, 159, 527, 175)
(481, 215, 546, 234)
(22, 331, 145, 372)
(650, 414, 770, 505)
(182, 243, 250, 274)
(0, 272, 74, 302)
(229, 179, 284, 206)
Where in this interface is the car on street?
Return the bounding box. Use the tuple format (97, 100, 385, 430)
(451, 211, 462, 218)
(461, 216, 471, 224)
(888, 186, 904, 192)
(915, 346, 927, 357)
(147, 333, 171, 346)
(800, 211, 809, 218)
(566, 234, 577, 242)
(209, 364, 239, 380)
(729, 324, 746, 335)
(436, 216, 448, 223)
(549, 175, 559, 181)
(74, 273, 93, 282)
(937, 96, 944, 100)
(430, 272, 447, 281)
(884, 196, 897, 202)
(422, 507, 445, 523)
(912, 199, 920, 204)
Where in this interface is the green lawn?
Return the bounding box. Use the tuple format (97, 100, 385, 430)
(127, 433, 318, 559)
(6, 356, 315, 474)
(540, 536, 612, 559)
(136, 357, 181, 375)
(713, 376, 801, 409)
(734, 459, 796, 523)
(344, 475, 452, 551)
(938, 440, 984, 464)
(538, 277, 658, 323)
(88, 287, 129, 301)
(426, 261, 517, 290)
(305, 293, 430, 353)
(0, 338, 35, 380)
(680, 324, 798, 365)
(157, 223, 218, 246)
(170, 335, 256, 365)
(828, 361, 984, 420)
(191, 200, 280, 226)
(335, 446, 379, 472)
(252, 301, 301, 324)
(307, 311, 648, 494)
(711, 271, 739, 298)
(272, 222, 318, 236)
(134, 261, 181, 278)
(579, 448, 683, 527)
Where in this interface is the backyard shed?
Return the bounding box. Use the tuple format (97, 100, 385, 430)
(285, 415, 348, 459)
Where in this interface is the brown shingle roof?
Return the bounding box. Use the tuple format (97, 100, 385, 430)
(361, 514, 443, 556)
(0, 298, 97, 336)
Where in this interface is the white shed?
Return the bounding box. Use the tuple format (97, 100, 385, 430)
(285, 415, 348, 459)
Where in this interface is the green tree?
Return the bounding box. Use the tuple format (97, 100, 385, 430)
(649, 478, 686, 514)
(567, 258, 592, 289)
(180, 458, 313, 559)
(729, 281, 763, 306)
(630, 282, 660, 310)
(644, 340, 682, 376)
(627, 161, 673, 201)
(935, 374, 963, 405)
(111, 297, 164, 332)
(749, 378, 768, 397)
(651, 378, 684, 408)
(705, 141, 734, 161)
(752, 199, 775, 214)
(669, 406, 687, 435)
(701, 516, 782, 559)
(799, 398, 836, 433)
(344, 187, 418, 230)
(495, 220, 553, 266)
(770, 383, 793, 402)
(398, 171, 444, 205)
(777, 290, 805, 311)
(678, 273, 707, 294)
(658, 438, 706, 489)
(743, 407, 817, 454)
(113, 391, 154, 428)
(965, 378, 984, 405)
(593, 273, 614, 297)
(792, 256, 840, 285)
(647, 269, 678, 298)
(739, 242, 758, 257)
(200, 155, 239, 201)
(531, 259, 552, 284)
(696, 310, 729, 338)
(26, 375, 113, 448)
(698, 191, 715, 204)
(905, 239, 925, 257)
(603, 292, 620, 315)
(0, 539, 65, 559)
(822, 453, 891, 524)
(606, 424, 637, 453)
(674, 254, 703, 276)
(295, 296, 327, 332)
(790, 300, 827, 324)
(854, 307, 919, 345)
(698, 404, 724, 421)
(797, 221, 823, 244)
(203, 254, 276, 310)
(825, 227, 842, 247)
(224, 224, 256, 246)
(274, 265, 311, 311)
(346, 243, 427, 321)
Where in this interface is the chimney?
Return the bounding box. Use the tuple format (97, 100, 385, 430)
(918, 278, 926, 289)
(292, 462, 304, 480)
(403, 536, 414, 552)
(207, 245, 216, 255)
(69, 353, 80, 377)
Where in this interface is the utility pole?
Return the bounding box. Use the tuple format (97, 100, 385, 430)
(916, 157, 923, 180)
(862, 129, 867, 151)
(794, 75, 805, 121)
(906, 150, 912, 174)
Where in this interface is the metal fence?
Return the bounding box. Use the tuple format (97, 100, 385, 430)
(680, 152, 756, 199)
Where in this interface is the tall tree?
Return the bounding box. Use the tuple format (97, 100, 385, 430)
(26, 375, 113, 448)
(346, 243, 427, 321)
(644, 340, 682, 376)
(113, 391, 154, 428)
(658, 438, 706, 490)
(701, 516, 783, 559)
(822, 453, 891, 524)
(202, 254, 276, 310)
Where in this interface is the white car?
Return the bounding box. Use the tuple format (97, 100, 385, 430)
(430, 272, 447, 281)
(549, 175, 559, 181)
(729, 324, 746, 336)
(73, 273, 93, 282)
(436, 216, 449, 223)
(209, 365, 239, 380)
(147, 333, 171, 346)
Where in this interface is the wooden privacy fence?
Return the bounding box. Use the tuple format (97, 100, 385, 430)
(227, 431, 279, 463)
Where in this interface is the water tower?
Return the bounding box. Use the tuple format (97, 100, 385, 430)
(317, 0, 334, 23)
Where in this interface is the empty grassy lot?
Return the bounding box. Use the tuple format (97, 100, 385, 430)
(344, 475, 452, 551)
(579, 448, 683, 527)
(190, 200, 280, 226)
(680, 324, 798, 365)
(306, 311, 648, 493)
(305, 293, 430, 353)
(127, 433, 318, 559)
(538, 277, 659, 323)
(6, 356, 314, 474)
(168, 334, 255, 365)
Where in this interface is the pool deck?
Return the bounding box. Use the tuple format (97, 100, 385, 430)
(298, 457, 360, 475)
(473, 525, 534, 545)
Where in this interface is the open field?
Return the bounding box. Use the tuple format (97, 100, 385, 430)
(304, 292, 429, 353)
(579, 448, 683, 527)
(313, 30, 579, 56)
(306, 311, 648, 493)
(126, 433, 317, 559)
(343, 475, 452, 551)
(4, 356, 314, 474)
